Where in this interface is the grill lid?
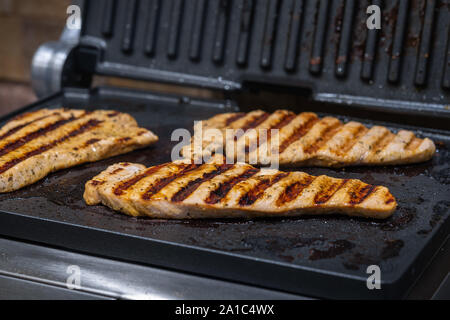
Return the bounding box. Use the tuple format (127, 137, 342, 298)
(77, 0, 450, 114)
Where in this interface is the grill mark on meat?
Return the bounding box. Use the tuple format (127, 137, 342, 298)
(246, 112, 297, 154)
(234, 113, 270, 141)
(349, 184, 378, 205)
(113, 163, 169, 196)
(241, 113, 270, 131)
(141, 164, 200, 200)
(271, 113, 297, 130)
(117, 137, 131, 143)
(0, 112, 88, 158)
(171, 164, 234, 202)
(224, 113, 246, 126)
(278, 115, 319, 153)
(336, 125, 369, 155)
(107, 112, 120, 118)
(0, 119, 103, 174)
(276, 175, 316, 206)
(314, 179, 349, 205)
(405, 137, 422, 151)
(0, 112, 60, 141)
(385, 196, 395, 204)
(239, 173, 289, 206)
(205, 168, 260, 204)
(9, 109, 66, 122)
(90, 180, 105, 186)
(110, 168, 124, 175)
(304, 122, 343, 154)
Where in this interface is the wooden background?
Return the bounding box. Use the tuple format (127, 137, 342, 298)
(0, 0, 219, 117)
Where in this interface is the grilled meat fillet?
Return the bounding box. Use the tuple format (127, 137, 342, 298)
(0, 108, 158, 192)
(181, 110, 436, 167)
(84, 159, 397, 219)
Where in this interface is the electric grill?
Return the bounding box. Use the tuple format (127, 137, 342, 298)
(0, 0, 449, 299)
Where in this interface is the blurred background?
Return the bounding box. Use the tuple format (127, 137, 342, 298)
(0, 0, 219, 117)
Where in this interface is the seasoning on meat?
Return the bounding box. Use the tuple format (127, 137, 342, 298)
(0, 108, 158, 192)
